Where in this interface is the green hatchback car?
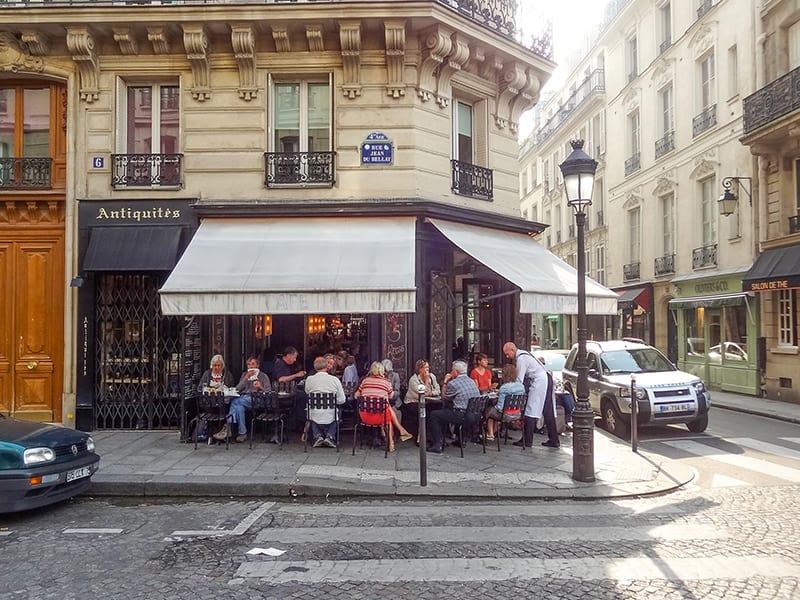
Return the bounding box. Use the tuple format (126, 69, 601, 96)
(0, 413, 100, 513)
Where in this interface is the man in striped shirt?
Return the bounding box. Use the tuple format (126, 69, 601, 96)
(427, 360, 480, 454)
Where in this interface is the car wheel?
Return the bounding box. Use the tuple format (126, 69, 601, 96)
(602, 399, 630, 439)
(687, 414, 708, 433)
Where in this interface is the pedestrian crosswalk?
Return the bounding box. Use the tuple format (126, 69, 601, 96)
(657, 436, 800, 488)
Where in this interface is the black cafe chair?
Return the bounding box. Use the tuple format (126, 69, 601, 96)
(456, 395, 489, 457)
(249, 390, 285, 450)
(492, 393, 527, 452)
(193, 391, 232, 450)
(303, 392, 340, 453)
(352, 396, 389, 458)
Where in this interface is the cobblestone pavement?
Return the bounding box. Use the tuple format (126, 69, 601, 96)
(1, 485, 798, 599)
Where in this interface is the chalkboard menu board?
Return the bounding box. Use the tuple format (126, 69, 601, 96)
(430, 275, 448, 377)
(183, 318, 202, 401)
(383, 313, 407, 383)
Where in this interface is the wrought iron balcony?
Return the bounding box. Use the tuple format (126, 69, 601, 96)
(264, 151, 336, 187)
(0, 157, 52, 189)
(790, 214, 800, 234)
(692, 244, 717, 269)
(596, 210, 604, 227)
(655, 130, 675, 159)
(624, 152, 641, 176)
(451, 159, 493, 201)
(111, 154, 182, 188)
(654, 253, 675, 276)
(535, 69, 605, 146)
(696, 0, 713, 20)
(692, 105, 717, 137)
(623, 262, 640, 282)
(744, 66, 800, 135)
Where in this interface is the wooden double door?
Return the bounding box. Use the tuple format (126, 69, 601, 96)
(0, 230, 65, 421)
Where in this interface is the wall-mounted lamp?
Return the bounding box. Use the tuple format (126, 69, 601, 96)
(719, 176, 752, 217)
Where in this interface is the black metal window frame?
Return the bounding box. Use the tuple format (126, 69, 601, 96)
(0, 157, 52, 189)
(451, 159, 493, 201)
(623, 262, 641, 282)
(264, 151, 336, 187)
(111, 153, 183, 188)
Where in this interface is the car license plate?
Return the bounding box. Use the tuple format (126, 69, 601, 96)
(66, 466, 92, 482)
(659, 403, 690, 413)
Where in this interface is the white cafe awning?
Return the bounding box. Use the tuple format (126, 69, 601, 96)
(159, 217, 417, 315)
(429, 219, 619, 315)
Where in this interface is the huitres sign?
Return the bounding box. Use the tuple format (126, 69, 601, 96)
(360, 131, 393, 165)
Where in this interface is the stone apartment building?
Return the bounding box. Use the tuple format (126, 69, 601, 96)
(0, 0, 621, 430)
(521, 0, 766, 398)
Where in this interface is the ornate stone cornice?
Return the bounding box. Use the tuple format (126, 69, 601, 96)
(339, 21, 361, 99)
(650, 57, 674, 88)
(305, 25, 324, 52)
(182, 24, 211, 102)
(271, 25, 290, 52)
(690, 157, 719, 180)
(66, 27, 99, 103)
(653, 172, 677, 196)
(417, 24, 452, 103)
(113, 28, 138, 55)
(480, 53, 503, 80)
(384, 20, 406, 99)
(20, 30, 49, 56)
(231, 24, 257, 101)
(494, 61, 526, 129)
(623, 189, 643, 210)
(622, 85, 640, 113)
(509, 68, 541, 133)
(0, 201, 64, 226)
(0, 32, 44, 74)
(689, 22, 715, 55)
(147, 27, 170, 54)
(435, 32, 470, 108)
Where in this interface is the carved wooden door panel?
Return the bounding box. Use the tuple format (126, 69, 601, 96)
(1, 236, 64, 420)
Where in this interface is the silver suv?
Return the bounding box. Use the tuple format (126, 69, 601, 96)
(561, 340, 711, 438)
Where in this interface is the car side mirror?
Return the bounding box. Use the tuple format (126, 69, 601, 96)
(588, 369, 599, 379)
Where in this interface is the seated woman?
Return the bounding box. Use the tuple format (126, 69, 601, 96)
(469, 352, 496, 393)
(214, 355, 271, 443)
(484, 364, 525, 440)
(381, 358, 402, 407)
(354, 361, 413, 452)
(400, 358, 441, 440)
(198, 354, 235, 393)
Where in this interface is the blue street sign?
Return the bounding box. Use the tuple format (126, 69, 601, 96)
(361, 132, 393, 165)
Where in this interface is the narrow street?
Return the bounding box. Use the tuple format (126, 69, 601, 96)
(1, 406, 798, 600)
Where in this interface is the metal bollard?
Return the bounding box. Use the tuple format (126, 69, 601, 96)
(630, 374, 638, 453)
(418, 383, 427, 487)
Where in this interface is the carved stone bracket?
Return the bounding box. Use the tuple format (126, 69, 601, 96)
(305, 25, 324, 52)
(272, 26, 290, 52)
(384, 20, 406, 99)
(20, 30, 50, 56)
(480, 53, 503, 80)
(0, 32, 44, 74)
(147, 27, 170, 54)
(690, 157, 719, 180)
(653, 172, 677, 196)
(435, 32, 469, 108)
(509, 68, 541, 133)
(0, 200, 64, 226)
(417, 25, 452, 103)
(494, 61, 526, 129)
(339, 21, 361, 99)
(182, 24, 211, 102)
(231, 24, 257, 101)
(623, 189, 643, 210)
(66, 27, 99, 103)
(113, 28, 138, 55)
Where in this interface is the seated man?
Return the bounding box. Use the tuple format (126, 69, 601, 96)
(274, 346, 308, 432)
(428, 360, 480, 454)
(303, 356, 346, 448)
(214, 355, 271, 443)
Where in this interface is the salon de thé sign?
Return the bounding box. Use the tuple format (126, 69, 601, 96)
(361, 131, 393, 166)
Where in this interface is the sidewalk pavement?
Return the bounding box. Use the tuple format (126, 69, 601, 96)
(86, 390, 799, 501)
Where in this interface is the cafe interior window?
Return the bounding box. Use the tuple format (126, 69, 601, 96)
(463, 281, 495, 363)
(722, 304, 748, 362)
(685, 307, 705, 358)
(778, 290, 798, 347)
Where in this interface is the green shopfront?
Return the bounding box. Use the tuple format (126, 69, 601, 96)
(669, 269, 760, 395)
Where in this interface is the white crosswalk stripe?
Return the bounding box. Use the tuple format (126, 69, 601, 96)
(727, 437, 800, 460)
(662, 439, 800, 483)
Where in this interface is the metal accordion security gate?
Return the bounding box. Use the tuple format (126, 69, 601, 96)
(94, 273, 183, 429)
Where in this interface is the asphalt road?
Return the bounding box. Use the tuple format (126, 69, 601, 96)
(1, 406, 798, 599)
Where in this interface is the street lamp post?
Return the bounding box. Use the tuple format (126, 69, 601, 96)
(559, 139, 597, 483)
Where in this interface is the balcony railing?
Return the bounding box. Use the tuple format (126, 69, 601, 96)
(624, 152, 641, 176)
(692, 104, 717, 136)
(534, 69, 605, 146)
(112, 154, 182, 188)
(692, 244, 717, 269)
(264, 151, 336, 187)
(596, 210, 604, 227)
(623, 262, 640, 282)
(451, 159, 493, 201)
(696, 0, 713, 20)
(744, 66, 800, 135)
(655, 130, 675, 159)
(790, 214, 800, 234)
(0, 157, 52, 189)
(654, 253, 675, 276)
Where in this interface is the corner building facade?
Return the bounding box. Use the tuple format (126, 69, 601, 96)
(2, 1, 620, 430)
